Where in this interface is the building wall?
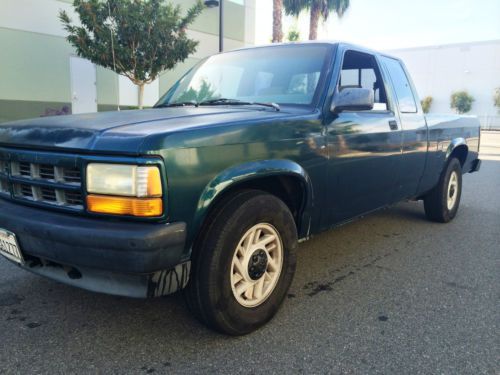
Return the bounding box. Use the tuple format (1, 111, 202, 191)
(0, 0, 255, 123)
(388, 40, 500, 126)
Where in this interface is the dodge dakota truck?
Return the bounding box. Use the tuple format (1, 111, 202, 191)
(0, 42, 481, 335)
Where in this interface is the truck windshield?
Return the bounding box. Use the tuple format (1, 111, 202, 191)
(156, 45, 331, 107)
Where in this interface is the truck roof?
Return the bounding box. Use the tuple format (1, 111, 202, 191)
(229, 41, 401, 63)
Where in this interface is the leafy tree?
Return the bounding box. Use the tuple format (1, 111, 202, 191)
(175, 80, 218, 103)
(60, 0, 205, 109)
(494, 88, 500, 112)
(272, 0, 284, 43)
(283, 0, 350, 40)
(420, 96, 433, 114)
(450, 91, 474, 114)
(287, 28, 300, 42)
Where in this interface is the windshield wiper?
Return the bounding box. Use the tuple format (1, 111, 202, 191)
(155, 101, 198, 108)
(199, 98, 280, 111)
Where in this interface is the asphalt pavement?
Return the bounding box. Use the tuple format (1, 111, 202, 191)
(0, 133, 498, 374)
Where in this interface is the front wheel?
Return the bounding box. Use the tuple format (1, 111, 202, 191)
(184, 190, 298, 335)
(423, 157, 462, 223)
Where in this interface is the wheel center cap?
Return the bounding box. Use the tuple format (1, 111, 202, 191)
(248, 249, 268, 280)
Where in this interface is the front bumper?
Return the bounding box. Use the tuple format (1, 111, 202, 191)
(0, 199, 190, 297)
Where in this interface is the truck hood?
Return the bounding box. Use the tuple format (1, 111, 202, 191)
(0, 107, 301, 154)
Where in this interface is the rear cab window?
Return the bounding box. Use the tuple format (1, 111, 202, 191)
(379, 56, 418, 113)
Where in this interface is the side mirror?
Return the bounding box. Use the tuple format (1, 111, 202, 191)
(331, 88, 374, 113)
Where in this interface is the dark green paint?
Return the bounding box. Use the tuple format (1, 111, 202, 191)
(0, 43, 481, 260)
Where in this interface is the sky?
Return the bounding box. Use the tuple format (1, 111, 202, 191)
(254, 0, 500, 50)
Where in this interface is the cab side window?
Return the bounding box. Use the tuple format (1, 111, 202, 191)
(339, 50, 389, 111)
(380, 56, 417, 113)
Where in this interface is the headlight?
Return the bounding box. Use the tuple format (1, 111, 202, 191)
(86, 163, 163, 217)
(86, 163, 162, 197)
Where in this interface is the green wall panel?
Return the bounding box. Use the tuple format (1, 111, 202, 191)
(58, 1, 245, 42)
(172, 0, 245, 41)
(0, 28, 119, 111)
(0, 28, 73, 103)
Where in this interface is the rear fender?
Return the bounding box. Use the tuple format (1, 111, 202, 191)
(445, 137, 469, 169)
(445, 137, 467, 160)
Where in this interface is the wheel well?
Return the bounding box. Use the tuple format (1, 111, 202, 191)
(449, 145, 468, 167)
(207, 175, 306, 230)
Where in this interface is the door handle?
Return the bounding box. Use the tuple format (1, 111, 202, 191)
(389, 120, 398, 130)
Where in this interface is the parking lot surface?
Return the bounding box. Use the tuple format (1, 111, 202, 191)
(0, 133, 498, 374)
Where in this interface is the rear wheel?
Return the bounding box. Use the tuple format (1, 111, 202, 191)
(423, 158, 462, 223)
(184, 190, 298, 335)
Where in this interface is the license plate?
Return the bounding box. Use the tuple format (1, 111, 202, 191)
(0, 229, 24, 264)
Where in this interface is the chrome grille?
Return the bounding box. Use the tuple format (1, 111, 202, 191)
(0, 156, 84, 210)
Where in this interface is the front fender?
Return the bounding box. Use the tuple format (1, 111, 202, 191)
(192, 159, 314, 240)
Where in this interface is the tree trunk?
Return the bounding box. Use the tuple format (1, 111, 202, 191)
(309, 1, 321, 40)
(272, 0, 283, 43)
(138, 83, 145, 109)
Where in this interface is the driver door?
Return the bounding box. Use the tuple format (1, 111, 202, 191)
(326, 49, 403, 225)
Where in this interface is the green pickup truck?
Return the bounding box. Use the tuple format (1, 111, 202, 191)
(0, 42, 481, 335)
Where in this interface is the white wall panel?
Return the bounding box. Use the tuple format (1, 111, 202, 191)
(0, 0, 75, 37)
(118, 76, 159, 107)
(389, 40, 500, 116)
(118, 76, 138, 107)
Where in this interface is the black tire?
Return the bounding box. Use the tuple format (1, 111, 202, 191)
(184, 189, 298, 335)
(423, 158, 462, 223)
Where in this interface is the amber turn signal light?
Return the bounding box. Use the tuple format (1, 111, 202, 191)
(87, 195, 163, 217)
(146, 167, 162, 197)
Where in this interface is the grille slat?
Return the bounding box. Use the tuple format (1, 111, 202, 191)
(62, 167, 81, 184)
(0, 160, 8, 174)
(39, 165, 56, 180)
(18, 184, 34, 199)
(65, 191, 83, 206)
(2, 158, 83, 210)
(40, 187, 57, 202)
(18, 162, 32, 177)
(0, 179, 9, 195)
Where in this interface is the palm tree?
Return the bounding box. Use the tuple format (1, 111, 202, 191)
(283, 0, 350, 40)
(273, 0, 284, 43)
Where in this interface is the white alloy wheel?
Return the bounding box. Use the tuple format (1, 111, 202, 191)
(230, 223, 283, 308)
(447, 171, 459, 210)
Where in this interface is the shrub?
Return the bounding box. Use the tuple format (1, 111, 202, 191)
(41, 105, 71, 117)
(420, 96, 433, 114)
(494, 88, 500, 112)
(450, 91, 474, 114)
(287, 29, 300, 42)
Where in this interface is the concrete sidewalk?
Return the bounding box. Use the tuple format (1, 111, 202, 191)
(481, 130, 500, 160)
